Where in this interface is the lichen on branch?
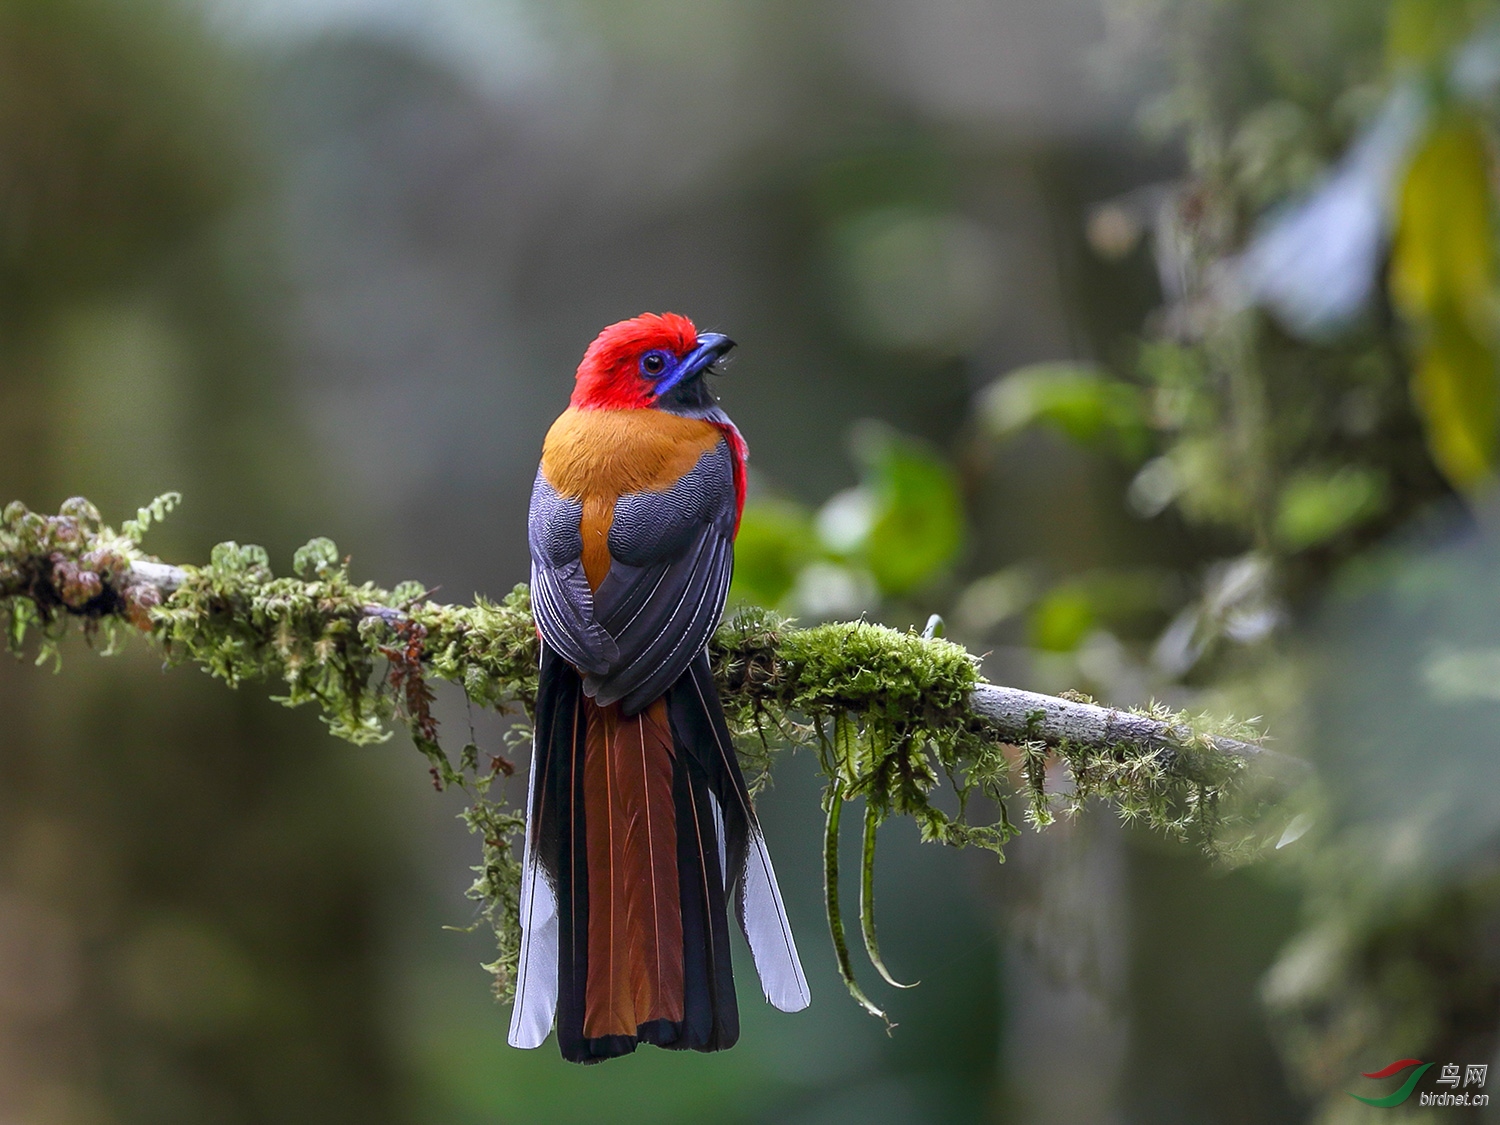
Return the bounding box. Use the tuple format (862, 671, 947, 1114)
(0, 496, 1289, 1016)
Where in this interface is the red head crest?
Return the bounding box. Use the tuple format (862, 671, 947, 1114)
(571, 312, 701, 410)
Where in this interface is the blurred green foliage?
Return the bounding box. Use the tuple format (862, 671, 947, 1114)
(1386, 0, 1489, 65)
(1273, 466, 1388, 551)
(978, 363, 1151, 461)
(1026, 571, 1174, 654)
(732, 422, 963, 613)
(973, 0, 1500, 1118)
(727, 498, 817, 609)
(856, 425, 965, 598)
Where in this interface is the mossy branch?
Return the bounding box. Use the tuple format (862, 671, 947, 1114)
(0, 497, 1302, 1017)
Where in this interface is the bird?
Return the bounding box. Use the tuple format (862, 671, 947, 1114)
(509, 312, 811, 1064)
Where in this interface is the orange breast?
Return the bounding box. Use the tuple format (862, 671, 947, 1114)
(540, 407, 721, 590)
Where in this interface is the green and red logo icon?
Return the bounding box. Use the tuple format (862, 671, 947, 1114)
(1349, 1059, 1433, 1107)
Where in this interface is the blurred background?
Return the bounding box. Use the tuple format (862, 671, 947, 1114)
(5, 0, 1500, 1121)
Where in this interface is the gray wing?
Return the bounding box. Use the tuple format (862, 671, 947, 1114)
(528, 472, 617, 676)
(527, 438, 736, 715)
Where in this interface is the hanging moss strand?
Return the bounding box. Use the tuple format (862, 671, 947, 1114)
(823, 778, 892, 1026)
(860, 799, 917, 990)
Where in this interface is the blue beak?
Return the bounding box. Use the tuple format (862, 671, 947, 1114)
(655, 333, 734, 397)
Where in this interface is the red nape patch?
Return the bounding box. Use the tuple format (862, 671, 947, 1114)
(572, 312, 698, 410)
(713, 420, 749, 534)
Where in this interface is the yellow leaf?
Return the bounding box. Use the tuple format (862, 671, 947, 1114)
(1410, 306, 1500, 491)
(1390, 114, 1494, 325)
(1390, 113, 1500, 491)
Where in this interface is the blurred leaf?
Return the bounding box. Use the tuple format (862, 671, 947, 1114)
(739, 423, 964, 610)
(979, 363, 1151, 458)
(1027, 570, 1175, 653)
(1028, 587, 1095, 652)
(1236, 85, 1428, 340)
(1390, 116, 1494, 315)
(1410, 308, 1500, 488)
(1274, 466, 1388, 550)
(729, 498, 816, 608)
(1153, 553, 1281, 676)
(1390, 112, 1500, 491)
(852, 422, 964, 597)
(1128, 456, 1182, 518)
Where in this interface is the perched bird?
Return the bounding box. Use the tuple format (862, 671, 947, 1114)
(510, 312, 810, 1063)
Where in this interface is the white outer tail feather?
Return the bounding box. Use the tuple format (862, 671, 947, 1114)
(507, 737, 558, 1049)
(737, 824, 812, 1013)
(704, 790, 810, 1012)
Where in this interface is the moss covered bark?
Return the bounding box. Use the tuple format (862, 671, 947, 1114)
(0, 495, 1289, 1015)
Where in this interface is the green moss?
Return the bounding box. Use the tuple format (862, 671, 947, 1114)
(711, 609, 1007, 852)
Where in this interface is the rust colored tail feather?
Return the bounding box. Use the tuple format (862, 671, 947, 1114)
(581, 697, 684, 1039)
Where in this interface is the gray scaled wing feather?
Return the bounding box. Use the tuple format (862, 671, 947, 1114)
(528, 437, 736, 716)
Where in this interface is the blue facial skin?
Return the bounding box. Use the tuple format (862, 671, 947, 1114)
(643, 333, 735, 399)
